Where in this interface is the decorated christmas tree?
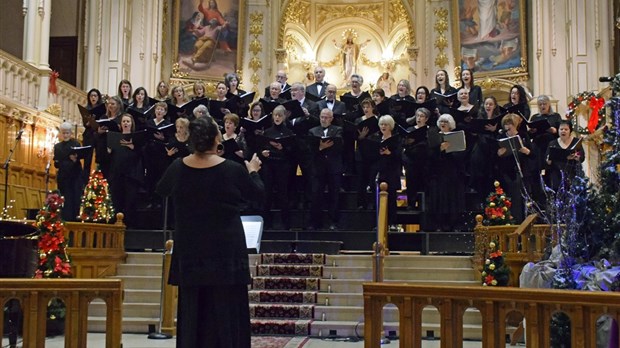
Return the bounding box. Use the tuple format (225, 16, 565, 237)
(591, 91, 620, 259)
(33, 191, 72, 279)
(481, 240, 510, 286)
(483, 180, 514, 226)
(79, 169, 115, 223)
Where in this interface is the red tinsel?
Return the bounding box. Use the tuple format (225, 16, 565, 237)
(48, 70, 60, 95)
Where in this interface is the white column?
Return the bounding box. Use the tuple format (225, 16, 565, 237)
(38, 0, 52, 71)
(22, 0, 37, 65)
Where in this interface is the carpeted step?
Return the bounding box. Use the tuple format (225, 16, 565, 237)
(250, 304, 315, 319)
(256, 264, 324, 277)
(261, 253, 326, 265)
(252, 276, 320, 291)
(249, 290, 317, 304)
(250, 319, 312, 335)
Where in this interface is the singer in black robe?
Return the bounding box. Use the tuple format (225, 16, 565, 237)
(53, 124, 83, 221)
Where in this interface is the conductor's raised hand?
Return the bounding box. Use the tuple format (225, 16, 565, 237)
(245, 153, 262, 173)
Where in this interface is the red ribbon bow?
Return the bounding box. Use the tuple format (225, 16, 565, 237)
(587, 96, 604, 133)
(48, 71, 60, 96)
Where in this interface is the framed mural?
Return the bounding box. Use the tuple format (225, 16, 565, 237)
(452, 0, 528, 79)
(172, 0, 245, 80)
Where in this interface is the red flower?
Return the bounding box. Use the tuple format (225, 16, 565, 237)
(484, 275, 494, 284)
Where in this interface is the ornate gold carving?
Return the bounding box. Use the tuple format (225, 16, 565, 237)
(434, 53, 448, 69)
(171, 63, 188, 78)
(434, 35, 448, 50)
(407, 46, 419, 61)
(249, 57, 263, 71)
(44, 103, 62, 116)
(389, 0, 408, 33)
(453, 65, 462, 85)
(478, 77, 501, 90)
(249, 39, 262, 56)
(510, 58, 528, 75)
(248, 11, 264, 93)
(249, 13, 264, 36)
(284, 35, 305, 61)
(275, 49, 288, 64)
(316, 4, 382, 29)
(283, 0, 310, 30)
(433, 7, 449, 69)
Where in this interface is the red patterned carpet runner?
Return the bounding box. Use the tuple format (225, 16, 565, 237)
(250, 253, 326, 336)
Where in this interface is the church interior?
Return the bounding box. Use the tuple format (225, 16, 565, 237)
(1, 0, 620, 347)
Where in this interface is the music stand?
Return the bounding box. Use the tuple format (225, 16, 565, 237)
(3, 130, 24, 210)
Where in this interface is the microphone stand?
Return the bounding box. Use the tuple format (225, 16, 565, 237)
(44, 160, 51, 194)
(3, 131, 23, 210)
(148, 196, 172, 340)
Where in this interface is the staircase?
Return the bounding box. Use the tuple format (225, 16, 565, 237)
(88, 251, 482, 340)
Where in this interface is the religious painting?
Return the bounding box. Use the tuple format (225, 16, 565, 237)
(172, 0, 245, 80)
(452, 0, 528, 79)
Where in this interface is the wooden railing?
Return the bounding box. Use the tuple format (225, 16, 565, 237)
(0, 279, 123, 348)
(64, 213, 127, 278)
(473, 214, 556, 286)
(364, 283, 620, 348)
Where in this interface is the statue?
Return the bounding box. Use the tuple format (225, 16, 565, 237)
(332, 30, 370, 87)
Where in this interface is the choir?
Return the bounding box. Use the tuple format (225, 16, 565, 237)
(63, 70, 583, 231)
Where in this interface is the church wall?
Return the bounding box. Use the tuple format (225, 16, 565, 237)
(0, 0, 25, 59)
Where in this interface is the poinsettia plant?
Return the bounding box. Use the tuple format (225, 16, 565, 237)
(33, 191, 72, 321)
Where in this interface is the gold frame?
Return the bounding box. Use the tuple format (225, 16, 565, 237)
(172, 0, 245, 81)
(451, 0, 528, 80)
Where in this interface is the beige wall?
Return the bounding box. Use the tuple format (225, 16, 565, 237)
(0, 0, 25, 59)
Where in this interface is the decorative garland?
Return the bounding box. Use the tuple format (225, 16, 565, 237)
(565, 91, 606, 135)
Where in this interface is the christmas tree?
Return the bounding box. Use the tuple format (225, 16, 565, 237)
(481, 240, 510, 286)
(483, 180, 514, 226)
(33, 191, 72, 279)
(590, 89, 620, 259)
(79, 169, 115, 223)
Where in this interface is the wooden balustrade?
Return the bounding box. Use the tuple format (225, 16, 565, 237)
(0, 279, 123, 348)
(473, 214, 556, 286)
(64, 213, 127, 278)
(364, 282, 620, 348)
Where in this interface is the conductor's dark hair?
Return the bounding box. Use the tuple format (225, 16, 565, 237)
(189, 116, 220, 153)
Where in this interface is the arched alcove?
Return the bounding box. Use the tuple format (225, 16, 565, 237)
(277, 0, 416, 89)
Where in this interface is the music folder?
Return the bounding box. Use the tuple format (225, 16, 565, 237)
(221, 138, 241, 155)
(70, 145, 93, 159)
(107, 130, 147, 150)
(259, 98, 282, 115)
(432, 90, 458, 106)
(398, 125, 428, 143)
(147, 122, 176, 140)
(96, 118, 120, 132)
(257, 134, 296, 148)
(356, 116, 380, 135)
(240, 115, 271, 133)
(441, 130, 467, 153)
(498, 134, 524, 152)
(526, 118, 552, 137)
(78, 103, 106, 128)
(548, 138, 582, 161)
(281, 99, 305, 117)
(126, 104, 156, 130)
(304, 92, 323, 103)
(469, 114, 505, 133)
